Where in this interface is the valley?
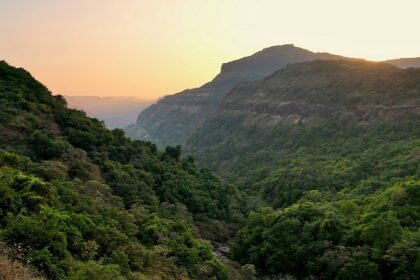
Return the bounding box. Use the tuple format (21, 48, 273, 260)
(0, 48, 419, 280)
(126, 52, 420, 279)
(2, 1, 420, 279)
(65, 96, 154, 129)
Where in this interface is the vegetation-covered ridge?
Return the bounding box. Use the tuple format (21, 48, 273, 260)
(125, 45, 348, 148)
(0, 60, 242, 279)
(185, 60, 420, 279)
(126, 44, 420, 149)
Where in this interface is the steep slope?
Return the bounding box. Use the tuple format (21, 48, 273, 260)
(125, 45, 348, 147)
(125, 45, 420, 149)
(187, 59, 419, 182)
(185, 60, 420, 279)
(65, 96, 154, 129)
(0, 61, 242, 280)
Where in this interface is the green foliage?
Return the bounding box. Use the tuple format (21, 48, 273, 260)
(29, 131, 67, 160)
(0, 61, 235, 280)
(232, 178, 420, 279)
(185, 61, 420, 279)
(165, 145, 182, 161)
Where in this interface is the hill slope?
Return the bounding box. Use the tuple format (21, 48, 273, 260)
(187, 59, 419, 186)
(125, 45, 347, 147)
(125, 45, 420, 149)
(65, 96, 153, 129)
(185, 60, 420, 279)
(0, 61, 241, 280)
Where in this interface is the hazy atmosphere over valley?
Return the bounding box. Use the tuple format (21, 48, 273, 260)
(0, 1, 419, 280)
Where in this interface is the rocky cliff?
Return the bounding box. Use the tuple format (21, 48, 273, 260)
(185, 60, 420, 178)
(126, 45, 420, 148)
(125, 45, 347, 147)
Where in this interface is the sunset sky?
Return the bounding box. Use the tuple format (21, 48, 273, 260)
(1, 0, 420, 99)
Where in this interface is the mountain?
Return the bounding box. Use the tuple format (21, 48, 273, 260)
(187, 59, 420, 181)
(384, 57, 420, 69)
(125, 45, 420, 148)
(65, 96, 154, 129)
(125, 44, 349, 147)
(0, 61, 241, 280)
(185, 60, 420, 279)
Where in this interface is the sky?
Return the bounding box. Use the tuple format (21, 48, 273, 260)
(1, 0, 420, 99)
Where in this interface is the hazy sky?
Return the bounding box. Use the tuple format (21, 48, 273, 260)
(1, 0, 420, 99)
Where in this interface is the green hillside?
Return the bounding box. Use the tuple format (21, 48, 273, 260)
(1, 58, 419, 280)
(186, 60, 420, 279)
(0, 61, 242, 280)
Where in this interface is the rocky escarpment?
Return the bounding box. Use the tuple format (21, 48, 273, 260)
(185, 60, 420, 177)
(125, 44, 348, 147)
(216, 60, 420, 126)
(125, 45, 420, 148)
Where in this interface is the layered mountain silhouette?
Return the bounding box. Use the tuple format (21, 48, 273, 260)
(124, 45, 349, 146)
(65, 96, 154, 128)
(384, 57, 420, 69)
(125, 44, 420, 147)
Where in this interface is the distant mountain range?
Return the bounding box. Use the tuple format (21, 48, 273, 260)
(125, 44, 420, 147)
(65, 96, 154, 129)
(384, 57, 420, 69)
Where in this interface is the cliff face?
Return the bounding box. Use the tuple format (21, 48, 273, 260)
(126, 45, 420, 148)
(185, 60, 420, 178)
(215, 60, 419, 125)
(125, 45, 347, 147)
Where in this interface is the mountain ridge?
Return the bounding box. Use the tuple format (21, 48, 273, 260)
(384, 57, 420, 69)
(186, 59, 420, 177)
(125, 45, 350, 147)
(126, 44, 420, 148)
(182, 59, 420, 279)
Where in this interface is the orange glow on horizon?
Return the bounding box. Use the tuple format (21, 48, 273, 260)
(1, 0, 420, 99)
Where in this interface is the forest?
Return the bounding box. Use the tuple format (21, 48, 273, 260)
(0, 59, 419, 280)
(186, 60, 420, 279)
(0, 61, 243, 280)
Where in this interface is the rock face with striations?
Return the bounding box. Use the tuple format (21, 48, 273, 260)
(185, 60, 420, 178)
(125, 45, 420, 148)
(125, 45, 347, 147)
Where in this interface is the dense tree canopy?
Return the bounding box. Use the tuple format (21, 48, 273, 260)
(0, 61, 243, 279)
(1, 59, 419, 280)
(185, 60, 420, 279)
